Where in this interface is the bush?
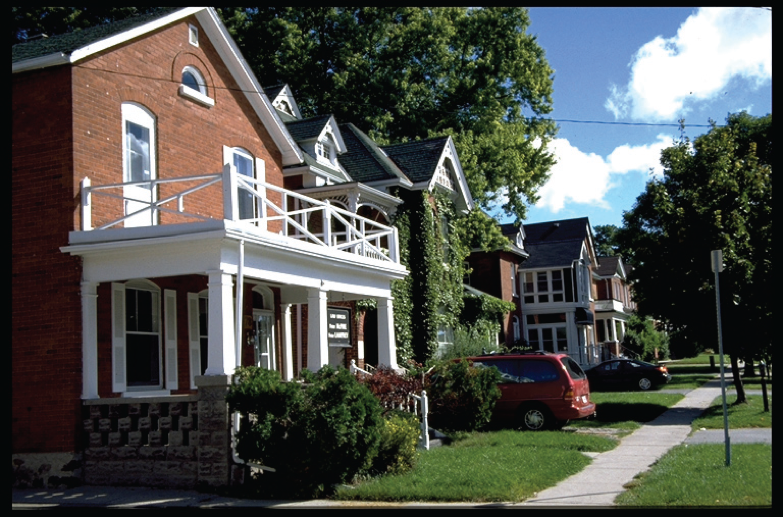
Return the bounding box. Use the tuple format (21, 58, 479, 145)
(227, 366, 384, 498)
(357, 366, 423, 414)
(438, 324, 502, 360)
(623, 314, 670, 361)
(371, 411, 421, 476)
(424, 359, 501, 432)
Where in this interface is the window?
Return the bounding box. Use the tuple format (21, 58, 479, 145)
(122, 103, 157, 227)
(511, 264, 518, 297)
(522, 270, 565, 304)
(435, 160, 455, 190)
(112, 280, 177, 393)
(252, 286, 277, 371)
(224, 147, 265, 223)
(188, 24, 199, 46)
(179, 66, 214, 107)
(525, 313, 568, 353)
(315, 137, 336, 167)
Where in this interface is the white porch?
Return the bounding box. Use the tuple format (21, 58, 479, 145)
(63, 167, 408, 399)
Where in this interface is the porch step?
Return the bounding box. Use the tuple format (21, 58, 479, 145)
(426, 427, 451, 448)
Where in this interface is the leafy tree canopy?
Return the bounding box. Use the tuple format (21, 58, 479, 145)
(593, 224, 622, 257)
(217, 7, 557, 221)
(616, 112, 772, 372)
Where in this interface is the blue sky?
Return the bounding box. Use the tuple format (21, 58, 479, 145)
(494, 7, 772, 229)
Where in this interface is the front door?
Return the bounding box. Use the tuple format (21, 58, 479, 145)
(253, 310, 276, 371)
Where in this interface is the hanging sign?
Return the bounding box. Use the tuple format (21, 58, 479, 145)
(327, 307, 351, 347)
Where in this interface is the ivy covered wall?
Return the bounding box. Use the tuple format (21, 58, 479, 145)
(391, 189, 469, 364)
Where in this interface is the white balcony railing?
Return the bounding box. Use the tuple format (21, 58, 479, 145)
(79, 164, 400, 264)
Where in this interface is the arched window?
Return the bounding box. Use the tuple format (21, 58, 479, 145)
(122, 103, 157, 227)
(179, 66, 214, 107)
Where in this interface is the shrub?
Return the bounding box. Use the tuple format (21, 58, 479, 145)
(357, 366, 423, 414)
(371, 410, 421, 476)
(424, 359, 501, 432)
(439, 324, 502, 360)
(227, 366, 384, 498)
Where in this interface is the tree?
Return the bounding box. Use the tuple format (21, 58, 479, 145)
(217, 7, 557, 221)
(617, 112, 772, 403)
(593, 224, 622, 257)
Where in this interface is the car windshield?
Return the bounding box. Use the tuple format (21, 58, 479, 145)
(631, 360, 655, 368)
(560, 357, 586, 379)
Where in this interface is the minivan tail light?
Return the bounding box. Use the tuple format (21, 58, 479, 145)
(563, 387, 574, 400)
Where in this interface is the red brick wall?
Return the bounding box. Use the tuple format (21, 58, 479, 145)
(70, 18, 285, 230)
(13, 15, 289, 455)
(12, 65, 84, 453)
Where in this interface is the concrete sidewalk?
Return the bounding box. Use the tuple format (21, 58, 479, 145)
(519, 378, 769, 506)
(12, 379, 770, 509)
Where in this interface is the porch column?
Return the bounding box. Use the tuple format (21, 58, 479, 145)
(81, 281, 99, 399)
(280, 303, 294, 381)
(306, 287, 328, 372)
(377, 297, 398, 369)
(205, 270, 235, 376)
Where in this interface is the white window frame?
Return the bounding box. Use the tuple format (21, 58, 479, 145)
(121, 103, 157, 227)
(224, 146, 266, 226)
(188, 24, 199, 47)
(112, 280, 175, 395)
(187, 290, 209, 388)
(522, 269, 565, 304)
(179, 65, 214, 107)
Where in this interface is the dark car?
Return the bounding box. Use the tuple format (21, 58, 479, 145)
(467, 352, 596, 431)
(586, 359, 671, 391)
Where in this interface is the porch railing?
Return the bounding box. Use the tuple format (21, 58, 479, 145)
(350, 360, 429, 450)
(79, 164, 400, 264)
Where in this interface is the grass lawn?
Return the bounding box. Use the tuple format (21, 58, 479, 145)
(567, 392, 684, 431)
(692, 394, 772, 430)
(616, 443, 772, 507)
(665, 353, 718, 365)
(334, 430, 617, 503)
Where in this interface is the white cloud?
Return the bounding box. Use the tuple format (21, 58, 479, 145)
(606, 7, 771, 121)
(535, 136, 671, 212)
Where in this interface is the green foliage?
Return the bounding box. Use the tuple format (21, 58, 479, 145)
(617, 112, 772, 367)
(439, 324, 502, 361)
(391, 190, 469, 364)
(424, 359, 501, 432)
(227, 366, 384, 498)
(593, 224, 622, 257)
(622, 314, 670, 361)
(371, 411, 421, 476)
(217, 7, 557, 221)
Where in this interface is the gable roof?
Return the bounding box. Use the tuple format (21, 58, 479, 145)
(520, 217, 593, 269)
(12, 7, 303, 167)
(284, 115, 337, 143)
(337, 123, 411, 185)
(381, 137, 451, 183)
(594, 255, 629, 280)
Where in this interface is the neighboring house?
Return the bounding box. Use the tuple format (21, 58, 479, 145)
(264, 84, 476, 364)
(12, 7, 408, 489)
(593, 255, 636, 359)
(517, 218, 599, 366)
(465, 223, 529, 347)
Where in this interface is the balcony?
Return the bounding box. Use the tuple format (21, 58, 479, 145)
(78, 164, 400, 265)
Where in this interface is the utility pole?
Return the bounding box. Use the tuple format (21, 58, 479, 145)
(711, 250, 731, 467)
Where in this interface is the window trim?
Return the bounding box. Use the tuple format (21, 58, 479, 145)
(121, 103, 158, 227)
(179, 66, 214, 107)
(522, 269, 565, 304)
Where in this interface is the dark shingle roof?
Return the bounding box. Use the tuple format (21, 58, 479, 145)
(520, 217, 590, 269)
(337, 123, 409, 183)
(12, 8, 183, 64)
(523, 217, 590, 244)
(381, 137, 449, 183)
(284, 115, 332, 142)
(594, 256, 621, 277)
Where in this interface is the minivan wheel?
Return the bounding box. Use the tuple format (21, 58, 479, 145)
(519, 405, 550, 431)
(638, 377, 652, 391)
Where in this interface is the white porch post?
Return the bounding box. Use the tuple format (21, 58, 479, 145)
(81, 281, 99, 399)
(280, 303, 294, 381)
(307, 287, 328, 372)
(205, 270, 235, 375)
(377, 297, 398, 369)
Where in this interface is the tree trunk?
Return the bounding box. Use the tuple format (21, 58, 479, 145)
(730, 354, 747, 404)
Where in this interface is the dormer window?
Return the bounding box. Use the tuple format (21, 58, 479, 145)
(315, 137, 337, 167)
(179, 66, 214, 107)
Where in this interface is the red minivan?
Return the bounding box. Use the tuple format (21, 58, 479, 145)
(468, 352, 596, 430)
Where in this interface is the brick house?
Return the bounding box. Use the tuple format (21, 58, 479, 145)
(12, 7, 408, 489)
(465, 223, 528, 348)
(593, 255, 636, 359)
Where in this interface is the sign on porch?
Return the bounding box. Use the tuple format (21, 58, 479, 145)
(327, 307, 351, 347)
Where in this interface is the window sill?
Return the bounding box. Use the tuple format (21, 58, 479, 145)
(120, 389, 172, 398)
(178, 85, 215, 107)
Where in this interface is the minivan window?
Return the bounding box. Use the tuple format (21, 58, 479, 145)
(561, 357, 586, 379)
(474, 359, 559, 383)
